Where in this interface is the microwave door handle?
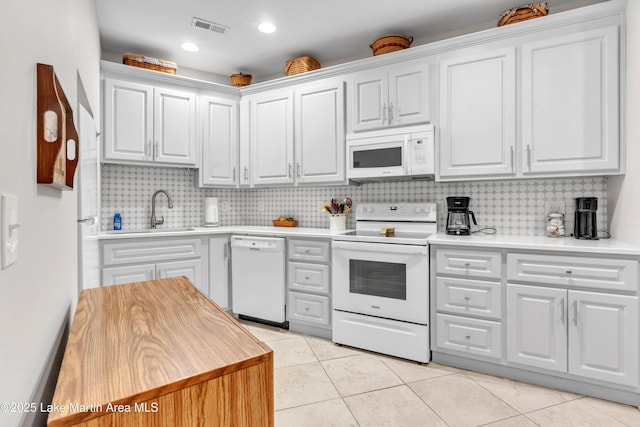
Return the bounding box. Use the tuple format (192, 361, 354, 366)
(404, 136, 410, 174)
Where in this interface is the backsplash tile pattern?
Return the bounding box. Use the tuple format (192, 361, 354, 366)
(101, 165, 608, 237)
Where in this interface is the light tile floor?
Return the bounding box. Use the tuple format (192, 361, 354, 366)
(240, 321, 640, 427)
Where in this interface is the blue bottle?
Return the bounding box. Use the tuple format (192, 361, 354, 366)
(113, 213, 122, 231)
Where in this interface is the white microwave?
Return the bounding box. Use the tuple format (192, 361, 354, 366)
(346, 125, 435, 182)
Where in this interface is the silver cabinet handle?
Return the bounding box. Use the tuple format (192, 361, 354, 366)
(388, 103, 394, 124)
(77, 217, 96, 225)
(223, 242, 228, 259)
(233, 167, 236, 182)
(244, 166, 249, 182)
(154, 141, 159, 159)
(565, 270, 573, 275)
(382, 103, 387, 124)
(288, 163, 292, 178)
(464, 296, 470, 303)
(296, 162, 301, 178)
(510, 146, 515, 171)
(464, 262, 470, 267)
(526, 144, 532, 171)
(145, 140, 151, 157)
(573, 300, 578, 326)
(465, 334, 471, 340)
(560, 298, 565, 324)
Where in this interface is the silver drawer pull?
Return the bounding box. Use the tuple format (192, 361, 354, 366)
(371, 305, 380, 309)
(565, 270, 573, 275)
(560, 298, 565, 324)
(304, 276, 310, 280)
(464, 296, 470, 302)
(304, 307, 310, 311)
(465, 334, 471, 340)
(464, 262, 471, 267)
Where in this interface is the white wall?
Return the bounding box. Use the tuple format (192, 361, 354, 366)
(609, 1, 640, 243)
(0, 1, 100, 426)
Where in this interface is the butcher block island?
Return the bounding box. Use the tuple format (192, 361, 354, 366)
(47, 277, 274, 427)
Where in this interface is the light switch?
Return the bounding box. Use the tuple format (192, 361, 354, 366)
(1, 194, 20, 270)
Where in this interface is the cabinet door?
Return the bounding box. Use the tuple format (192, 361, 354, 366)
(208, 236, 230, 309)
(251, 91, 294, 185)
(522, 26, 619, 175)
(238, 97, 252, 187)
(295, 81, 345, 184)
(350, 70, 388, 132)
(569, 291, 638, 387)
(439, 47, 516, 179)
(103, 78, 153, 163)
(507, 284, 567, 372)
(153, 87, 197, 165)
(200, 96, 239, 187)
(157, 259, 203, 294)
(388, 64, 429, 127)
(102, 264, 155, 286)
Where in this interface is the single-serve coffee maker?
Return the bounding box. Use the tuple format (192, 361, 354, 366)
(446, 197, 477, 235)
(574, 197, 598, 240)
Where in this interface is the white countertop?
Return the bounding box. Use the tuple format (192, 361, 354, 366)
(98, 225, 353, 240)
(428, 233, 640, 256)
(98, 226, 640, 256)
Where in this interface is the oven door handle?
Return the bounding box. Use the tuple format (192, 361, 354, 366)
(332, 241, 428, 255)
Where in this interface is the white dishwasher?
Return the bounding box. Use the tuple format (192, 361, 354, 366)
(231, 235, 287, 327)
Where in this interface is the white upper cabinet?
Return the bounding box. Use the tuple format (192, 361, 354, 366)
(350, 62, 429, 132)
(103, 79, 153, 163)
(199, 96, 239, 187)
(521, 26, 620, 175)
(243, 79, 346, 187)
(103, 77, 197, 167)
(250, 90, 295, 186)
(438, 46, 516, 179)
(294, 80, 345, 184)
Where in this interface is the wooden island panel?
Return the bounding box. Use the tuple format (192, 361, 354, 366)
(48, 277, 273, 427)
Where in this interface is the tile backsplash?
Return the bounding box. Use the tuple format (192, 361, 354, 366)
(101, 165, 608, 236)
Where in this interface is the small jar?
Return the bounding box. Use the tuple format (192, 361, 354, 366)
(546, 212, 565, 237)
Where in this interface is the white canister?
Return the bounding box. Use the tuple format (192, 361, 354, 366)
(329, 214, 347, 230)
(205, 197, 219, 226)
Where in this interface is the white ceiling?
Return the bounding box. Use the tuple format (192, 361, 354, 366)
(96, 0, 605, 82)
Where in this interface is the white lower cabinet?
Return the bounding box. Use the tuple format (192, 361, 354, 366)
(208, 236, 230, 309)
(432, 243, 640, 404)
(101, 237, 204, 294)
(286, 238, 332, 339)
(507, 283, 639, 387)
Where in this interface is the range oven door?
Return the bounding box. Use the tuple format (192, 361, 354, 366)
(332, 240, 429, 324)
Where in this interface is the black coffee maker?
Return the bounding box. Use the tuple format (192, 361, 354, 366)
(574, 197, 598, 240)
(446, 197, 477, 235)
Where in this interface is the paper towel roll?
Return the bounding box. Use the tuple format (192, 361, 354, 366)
(205, 197, 219, 226)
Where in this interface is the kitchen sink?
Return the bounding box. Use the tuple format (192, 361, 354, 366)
(104, 227, 195, 234)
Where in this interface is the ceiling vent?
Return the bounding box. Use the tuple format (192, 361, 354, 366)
(191, 17, 230, 35)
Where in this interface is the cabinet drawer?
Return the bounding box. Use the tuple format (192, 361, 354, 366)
(288, 292, 331, 327)
(436, 277, 502, 319)
(436, 314, 502, 359)
(288, 239, 330, 263)
(288, 262, 330, 294)
(102, 238, 202, 266)
(436, 248, 502, 279)
(507, 253, 638, 292)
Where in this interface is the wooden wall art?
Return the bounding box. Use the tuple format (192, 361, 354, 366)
(36, 63, 79, 190)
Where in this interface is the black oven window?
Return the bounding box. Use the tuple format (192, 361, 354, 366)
(353, 147, 402, 168)
(349, 259, 407, 300)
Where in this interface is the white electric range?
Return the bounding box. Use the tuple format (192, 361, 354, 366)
(331, 202, 437, 363)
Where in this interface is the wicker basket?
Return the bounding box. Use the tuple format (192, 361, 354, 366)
(230, 73, 252, 87)
(370, 34, 413, 56)
(122, 54, 177, 74)
(498, 3, 549, 26)
(272, 219, 298, 227)
(285, 56, 321, 76)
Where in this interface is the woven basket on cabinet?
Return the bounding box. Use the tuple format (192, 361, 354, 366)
(230, 73, 252, 87)
(370, 34, 413, 56)
(122, 54, 177, 74)
(498, 3, 549, 26)
(285, 56, 321, 76)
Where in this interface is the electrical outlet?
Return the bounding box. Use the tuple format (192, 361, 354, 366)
(545, 201, 566, 215)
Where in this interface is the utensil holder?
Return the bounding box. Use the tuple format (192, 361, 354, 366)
(329, 214, 346, 230)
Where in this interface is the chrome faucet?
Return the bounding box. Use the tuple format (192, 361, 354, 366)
(150, 190, 173, 229)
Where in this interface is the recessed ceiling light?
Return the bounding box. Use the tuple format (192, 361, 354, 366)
(258, 22, 276, 34)
(181, 42, 199, 52)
